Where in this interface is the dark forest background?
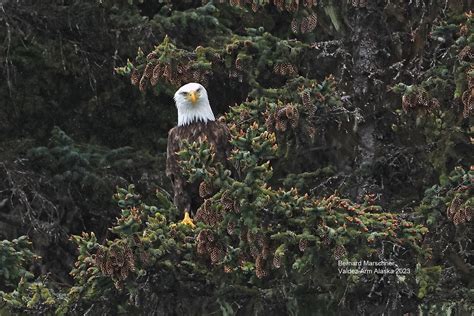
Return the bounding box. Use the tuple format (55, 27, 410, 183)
(0, 0, 472, 315)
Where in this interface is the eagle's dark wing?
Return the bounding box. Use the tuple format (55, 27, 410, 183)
(209, 121, 232, 169)
(166, 121, 231, 214)
(166, 126, 180, 185)
(166, 126, 191, 213)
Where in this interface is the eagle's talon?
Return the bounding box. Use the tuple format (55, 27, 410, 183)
(181, 211, 196, 228)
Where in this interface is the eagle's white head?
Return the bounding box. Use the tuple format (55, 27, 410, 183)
(174, 82, 215, 126)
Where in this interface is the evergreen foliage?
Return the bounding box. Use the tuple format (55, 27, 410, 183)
(0, 237, 36, 290)
(0, 0, 472, 315)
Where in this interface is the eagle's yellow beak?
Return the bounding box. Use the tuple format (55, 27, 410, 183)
(188, 91, 199, 104)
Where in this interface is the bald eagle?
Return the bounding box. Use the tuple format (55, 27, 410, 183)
(166, 83, 231, 225)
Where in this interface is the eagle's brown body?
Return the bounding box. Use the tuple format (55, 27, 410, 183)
(166, 121, 230, 213)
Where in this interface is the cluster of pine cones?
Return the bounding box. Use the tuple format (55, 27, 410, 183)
(195, 191, 239, 226)
(199, 181, 214, 199)
(195, 199, 223, 227)
(195, 189, 277, 278)
(273, 0, 318, 12)
(94, 243, 136, 289)
(243, 229, 271, 278)
(299, 88, 324, 139)
(332, 244, 348, 261)
(265, 103, 300, 133)
(458, 46, 473, 61)
(401, 89, 440, 113)
(291, 13, 318, 34)
(131, 56, 209, 91)
(197, 229, 225, 264)
(273, 62, 298, 77)
(461, 70, 473, 118)
(447, 194, 473, 225)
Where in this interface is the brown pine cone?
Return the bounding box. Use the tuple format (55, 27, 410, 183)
(139, 76, 148, 92)
(291, 18, 299, 34)
(210, 247, 222, 264)
(227, 220, 236, 235)
(130, 69, 140, 86)
(333, 244, 347, 260)
(143, 63, 154, 79)
(299, 239, 309, 252)
(301, 90, 312, 108)
(255, 255, 268, 278)
(199, 181, 213, 198)
(300, 16, 309, 34)
(272, 255, 282, 269)
(306, 12, 318, 32)
(152, 64, 162, 79)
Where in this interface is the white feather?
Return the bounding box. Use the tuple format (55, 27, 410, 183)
(173, 82, 215, 126)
